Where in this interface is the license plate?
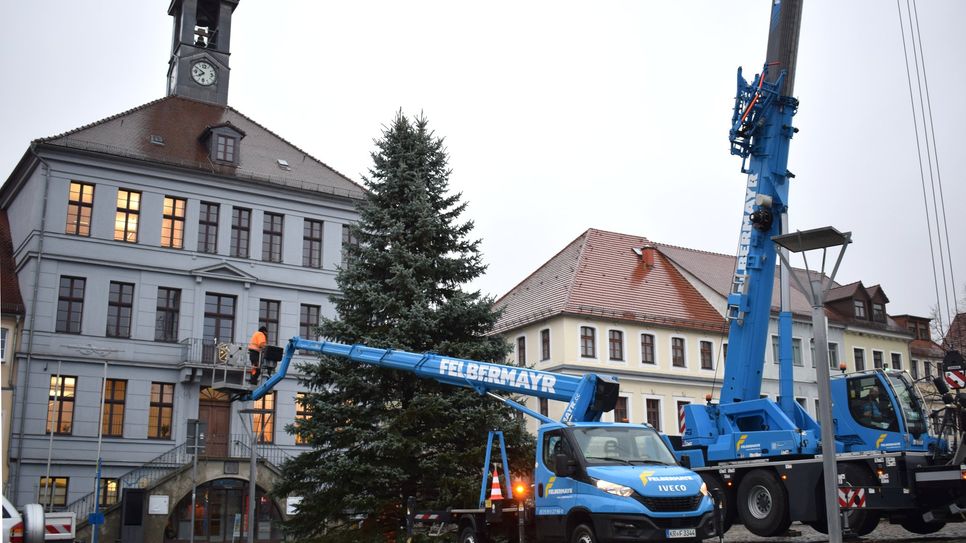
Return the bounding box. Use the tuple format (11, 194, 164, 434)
(666, 528, 697, 538)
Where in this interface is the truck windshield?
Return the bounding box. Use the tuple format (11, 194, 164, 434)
(572, 426, 678, 466)
(887, 372, 928, 435)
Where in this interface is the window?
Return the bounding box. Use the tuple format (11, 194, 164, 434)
(161, 196, 186, 248)
(215, 134, 237, 163)
(872, 303, 886, 323)
(303, 219, 323, 268)
(148, 382, 174, 439)
(39, 477, 68, 508)
(645, 398, 661, 431)
(198, 202, 219, 253)
(295, 392, 310, 445)
(540, 329, 550, 361)
(910, 359, 919, 379)
(814, 399, 821, 418)
(614, 397, 628, 423)
(891, 352, 902, 370)
(676, 401, 690, 434)
(828, 342, 840, 369)
(1, 327, 6, 360)
(66, 182, 94, 236)
(539, 397, 549, 417)
(854, 348, 865, 372)
(114, 189, 141, 243)
(771, 335, 779, 364)
(203, 293, 236, 344)
(341, 224, 358, 267)
(99, 478, 119, 507)
(516, 336, 526, 366)
(580, 326, 595, 358)
(155, 288, 181, 342)
(259, 300, 280, 345)
(700, 340, 713, 370)
(56, 276, 85, 334)
(253, 392, 275, 444)
(924, 361, 932, 378)
(916, 322, 930, 341)
(672, 337, 685, 367)
(641, 334, 655, 365)
(723, 342, 728, 361)
(792, 338, 803, 367)
(102, 379, 126, 437)
(608, 330, 624, 361)
(795, 397, 808, 411)
(854, 300, 867, 320)
(106, 282, 134, 338)
(299, 304, 320, 340)
(262, 212, 283, 263)
(46, 376, 76, 435)
(873, 350, 883, 370)
(230, 207, 251, 258)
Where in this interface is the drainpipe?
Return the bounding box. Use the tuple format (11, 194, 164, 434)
(12, 156, 51, 501)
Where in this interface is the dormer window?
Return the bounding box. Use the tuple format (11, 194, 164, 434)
(853, 300, 867, 320)
(216, 135, 236, 162)
(871, 303, 886, 323)
(201, 122, 246, 166)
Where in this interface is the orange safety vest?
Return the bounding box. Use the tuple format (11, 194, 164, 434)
(248, 330, 267, 351)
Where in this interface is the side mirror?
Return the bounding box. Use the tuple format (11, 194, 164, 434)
(554, 453, 577, 477)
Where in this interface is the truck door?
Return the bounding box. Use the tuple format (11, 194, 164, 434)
(535, 429, 578, 540)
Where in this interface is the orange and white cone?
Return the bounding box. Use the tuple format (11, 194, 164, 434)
(490, 467, 504, 501)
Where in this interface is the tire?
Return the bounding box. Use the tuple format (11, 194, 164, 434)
(808, 463, 880, 537)
(460, 525, 485, 543)
(570, 523, 597, 543)
(700, 472, 735, 534)
(899, 513, 946, 535)
(736, 469, 791, 537)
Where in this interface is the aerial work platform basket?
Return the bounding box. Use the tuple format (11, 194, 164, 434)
(210, 343, 283, 398)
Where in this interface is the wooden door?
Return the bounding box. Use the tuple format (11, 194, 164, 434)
(199, 387, 231, 457)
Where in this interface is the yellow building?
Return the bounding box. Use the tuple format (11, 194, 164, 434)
(1, 210, 27, 489)
(494, 229, 915, 436)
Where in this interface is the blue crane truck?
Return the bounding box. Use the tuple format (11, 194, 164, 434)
(675, 0, 966, 538)
(241, 337, 720, 542)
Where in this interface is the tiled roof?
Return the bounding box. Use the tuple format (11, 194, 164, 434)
(909, 338, 945, 359)
(493, 229, 726, 334)
(0, 209, 25, 315)
(945, 313, 966, 352)
(34, 96, 364, 200)
(655, 242, 819, 316)
(826, 281, 863, 302)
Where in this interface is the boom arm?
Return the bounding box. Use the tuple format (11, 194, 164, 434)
(241, 337, 620, 423)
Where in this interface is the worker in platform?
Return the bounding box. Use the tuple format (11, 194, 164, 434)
(248, 326, 268, 384)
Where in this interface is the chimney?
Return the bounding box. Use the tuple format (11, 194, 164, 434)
(633, 242, 656, 268)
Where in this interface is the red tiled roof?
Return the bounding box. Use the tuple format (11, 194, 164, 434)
(34, 96, 364, 199)
(910, 338, 944, 359)
(494, 229, 726, 334)
(0, 209, 25, 315)
(826, 281, 863, 302)
(945, 313, 966, 352)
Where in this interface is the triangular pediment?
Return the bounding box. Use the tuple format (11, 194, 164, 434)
(191, 263, 258, 283)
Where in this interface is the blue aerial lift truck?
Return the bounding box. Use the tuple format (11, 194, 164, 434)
(231, 337, 721, 542)
(674, 0, 966, 538)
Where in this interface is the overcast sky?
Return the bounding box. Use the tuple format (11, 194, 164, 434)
(1, 1, 963, 330)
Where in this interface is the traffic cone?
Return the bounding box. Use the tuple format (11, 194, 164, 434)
(490, 467, 504, 501)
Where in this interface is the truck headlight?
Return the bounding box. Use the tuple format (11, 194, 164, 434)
(699, 482, 709, 496)
(596, 479, 634, 497)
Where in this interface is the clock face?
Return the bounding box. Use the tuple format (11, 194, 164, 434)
(191, 61, 217, 86)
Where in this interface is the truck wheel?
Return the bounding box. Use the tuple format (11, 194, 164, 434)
(459, 525, 486, 543)
(570, 523, 597, 543)
(899, 513, 945, 535)
(736, 469, 791, 537)
(838, 463, 879, 536)
(700, 472, 734, 533)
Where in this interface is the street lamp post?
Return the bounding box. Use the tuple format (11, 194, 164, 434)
(239, 406, 269, 543)
(773, 226, 851, 543)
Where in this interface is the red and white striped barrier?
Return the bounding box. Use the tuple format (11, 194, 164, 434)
(944, 370, 966, 389)
(837, 487, 867, 508)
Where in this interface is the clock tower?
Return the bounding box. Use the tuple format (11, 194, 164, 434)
(167, 0, 239, 105)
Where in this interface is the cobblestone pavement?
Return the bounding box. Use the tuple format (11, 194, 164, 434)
(722, 521, 966, 542)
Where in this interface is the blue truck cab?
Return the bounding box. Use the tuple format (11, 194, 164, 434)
(534, 422, 717, 541)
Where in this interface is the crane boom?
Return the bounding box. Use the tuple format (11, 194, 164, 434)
(242, 336, 620, 423)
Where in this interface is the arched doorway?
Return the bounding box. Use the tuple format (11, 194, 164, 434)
(165, 478, 282, 542)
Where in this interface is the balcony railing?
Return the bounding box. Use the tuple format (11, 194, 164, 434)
(181, 338, 250, 365)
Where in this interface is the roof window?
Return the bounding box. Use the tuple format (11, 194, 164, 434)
(277, 159, 291, 171)
(150, 134, 165, 145)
